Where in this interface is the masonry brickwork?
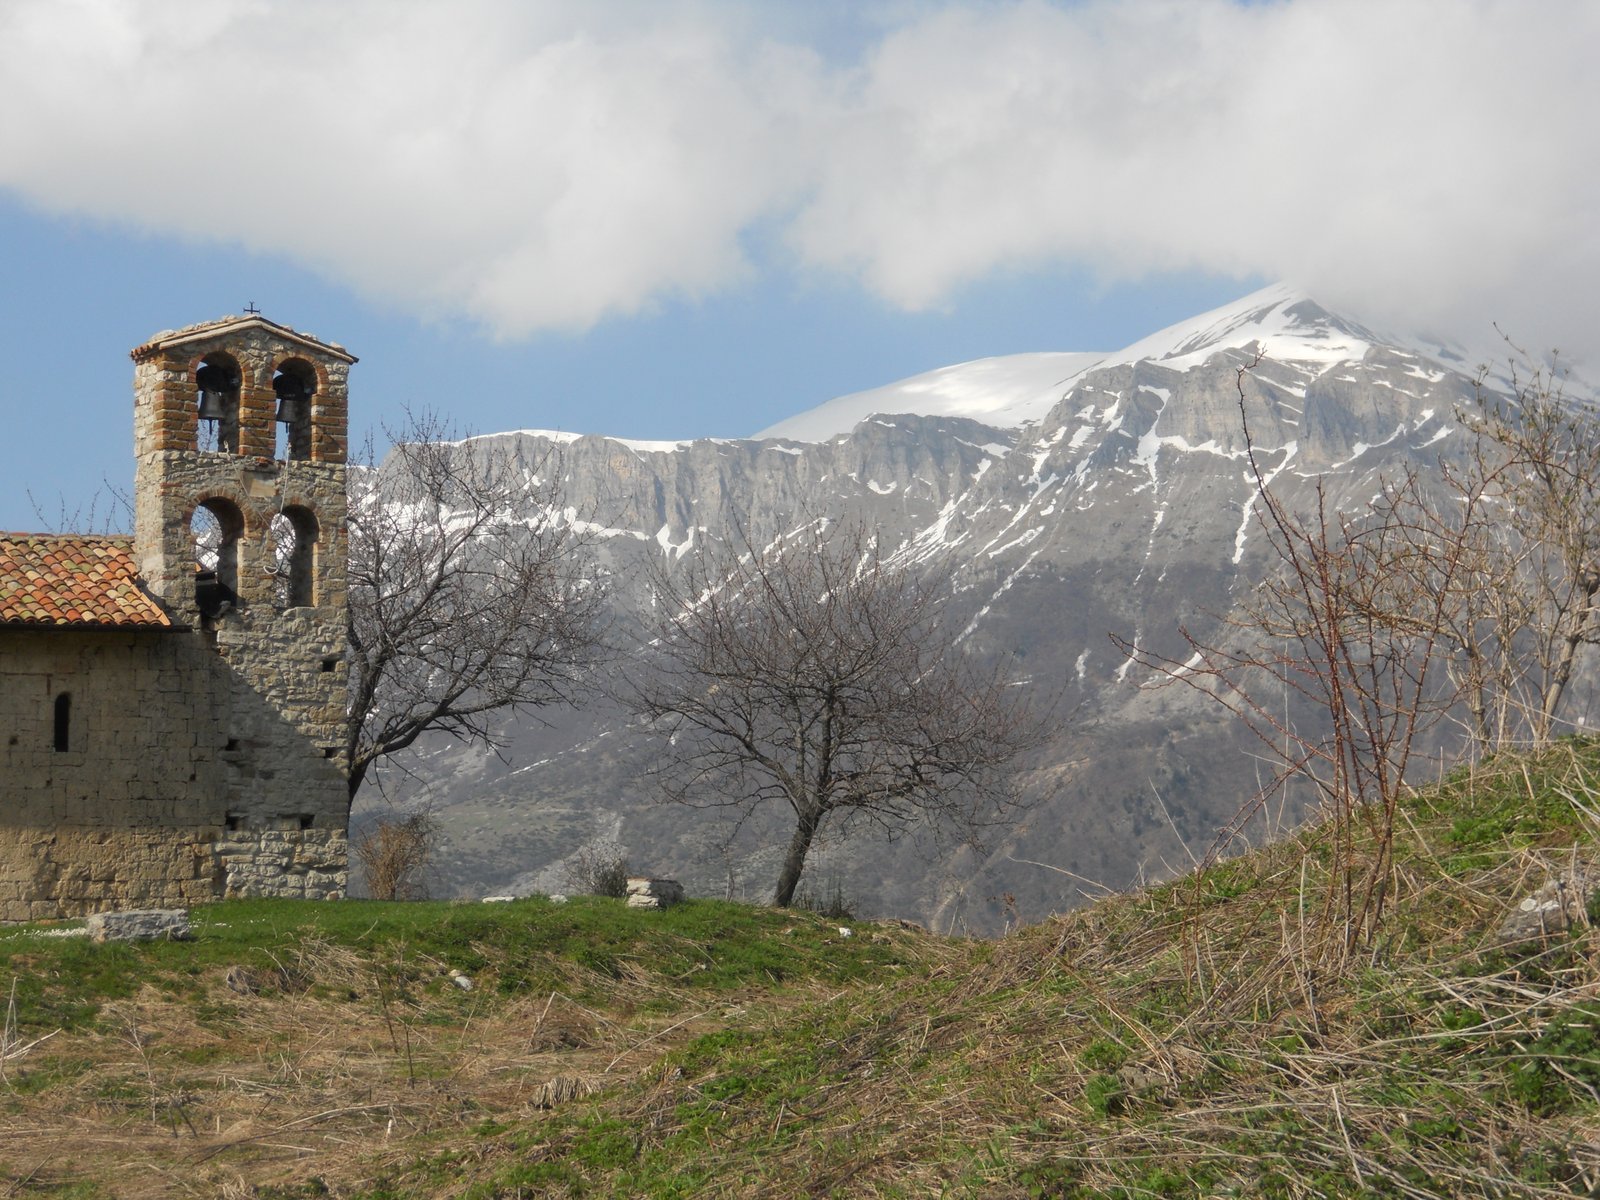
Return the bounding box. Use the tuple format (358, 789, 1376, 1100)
(0, 316, 357, 921)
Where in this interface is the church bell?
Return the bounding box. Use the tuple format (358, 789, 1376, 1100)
(196, 361, 239, 420)
(273, 373, 312, 425)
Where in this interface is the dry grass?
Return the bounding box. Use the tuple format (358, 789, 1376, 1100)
(0, 903, 932, 1198)
(0, 978, 58, 1084)
(0, 967, 786, 1197)
(430, 741, 1600, 1198)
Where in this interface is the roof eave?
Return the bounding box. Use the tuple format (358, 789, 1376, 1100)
(130, 316, 357, 365)
(0, 618, 184, 632)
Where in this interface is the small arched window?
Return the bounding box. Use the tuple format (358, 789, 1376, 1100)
(195, 353, 242, 454)
(272, 359, 316, 461)
(270, 506, 319, 608)
(191, 497, 245, 618)
(53, 692, 71, 752)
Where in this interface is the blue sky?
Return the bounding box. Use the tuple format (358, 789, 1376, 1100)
(2, 0, 1595, 531)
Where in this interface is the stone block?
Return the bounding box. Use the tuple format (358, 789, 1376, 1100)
(625, 877, 685, 910)
(1497, 860, 1598, 945)
(86, 908, 192, 943)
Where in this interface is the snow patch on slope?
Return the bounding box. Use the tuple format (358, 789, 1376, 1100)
(753, 352, 1105, 443)
(1233, 443, 1298, 564)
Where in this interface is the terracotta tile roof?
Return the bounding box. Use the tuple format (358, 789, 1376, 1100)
(0, 534, 173, 628)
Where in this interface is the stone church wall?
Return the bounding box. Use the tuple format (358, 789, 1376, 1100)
(0, 624, 348, 923)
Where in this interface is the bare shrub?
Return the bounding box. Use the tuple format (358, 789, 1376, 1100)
(561, 843, 631, 898)
(353, 809, 435, 901)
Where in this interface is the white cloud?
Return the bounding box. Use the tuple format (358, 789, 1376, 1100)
(2, 0, 1596, 356)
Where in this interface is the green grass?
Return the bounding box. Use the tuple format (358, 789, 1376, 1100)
(0, 895, 910, 1037)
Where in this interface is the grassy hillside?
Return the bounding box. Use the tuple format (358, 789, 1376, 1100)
(4, 740, 1600, 1197)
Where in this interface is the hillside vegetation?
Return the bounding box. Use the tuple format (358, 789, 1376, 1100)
(4, 740, 1600, 1197)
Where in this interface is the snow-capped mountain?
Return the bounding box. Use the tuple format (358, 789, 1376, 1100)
(378, 285, 1573, 931)
(754, 282, 1458, 441)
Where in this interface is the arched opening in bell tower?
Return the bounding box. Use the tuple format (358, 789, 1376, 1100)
(190, 497, 244, 618)
(269, 506, 319, 608)
(195, 353, 242, 453)
(272, 359, 316, 461)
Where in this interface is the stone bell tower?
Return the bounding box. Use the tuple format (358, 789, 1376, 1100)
(129, 314, 357, 898)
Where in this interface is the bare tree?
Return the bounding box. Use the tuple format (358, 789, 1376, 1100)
(1122, 349, 1600, 958)
(345, 414, 609, 799)
(620, 519, 1049, 908)
(1418, 452, 1532, 754)
(1118, 361, 1480, 960)
(1456, 354, 1600, 745)
(1279, 350, 1600, 760)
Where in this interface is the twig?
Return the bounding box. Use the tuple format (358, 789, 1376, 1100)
(191, 1103, 404, 1162)
(606, 1012, 709, 1073)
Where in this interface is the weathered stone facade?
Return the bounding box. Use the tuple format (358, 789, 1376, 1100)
(0, 316, 357, 921)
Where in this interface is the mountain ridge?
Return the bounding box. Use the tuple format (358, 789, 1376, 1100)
(460, 282, 1490, 452)
(378, 283, 1596, 932)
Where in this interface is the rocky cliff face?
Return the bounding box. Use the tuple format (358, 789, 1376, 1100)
(372, 285, 1578, 931)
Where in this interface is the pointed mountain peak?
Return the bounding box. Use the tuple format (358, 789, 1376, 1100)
(1107, 283, 1385, 371)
